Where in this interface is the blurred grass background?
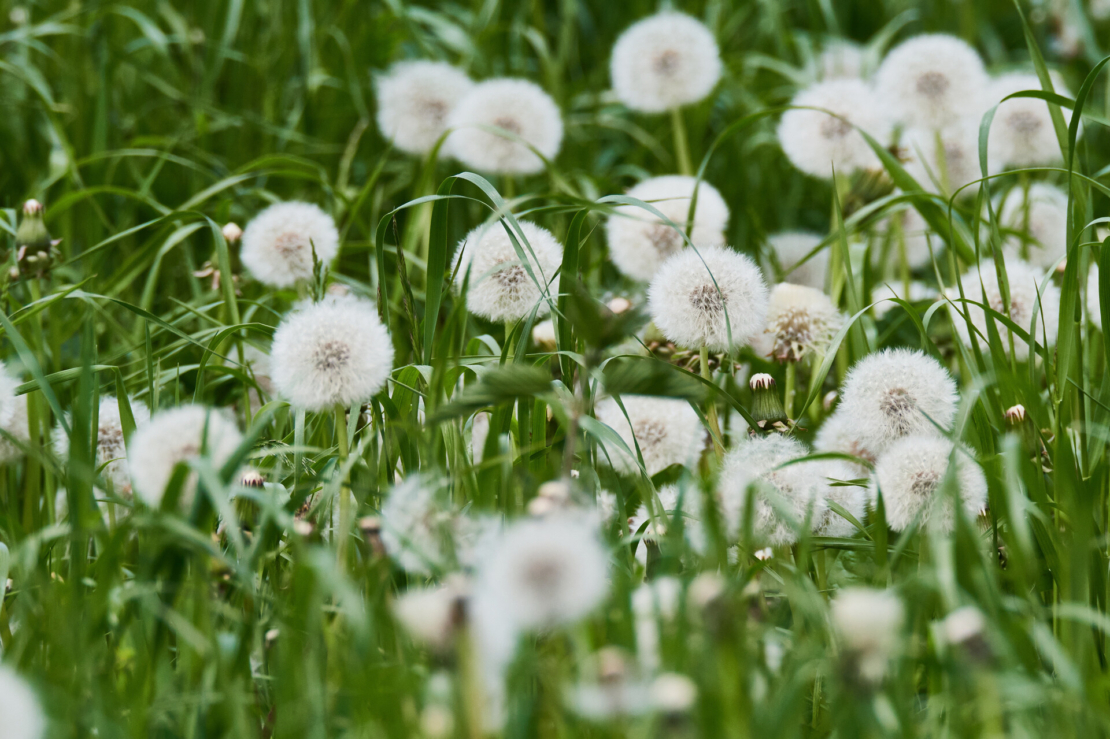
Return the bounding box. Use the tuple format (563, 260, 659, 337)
(3, 0, 1110, 737)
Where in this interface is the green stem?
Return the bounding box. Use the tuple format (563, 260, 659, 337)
(334, 404, 352, 566)
(701, 346, 724, 457)
(670, 107, 693, 177)
(784, 362, 796, 420)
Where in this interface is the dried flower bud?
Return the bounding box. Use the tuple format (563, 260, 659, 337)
(1004, 404, 1026, 425)
(222, 222, 243, 244)
(239, 469, 265, 488)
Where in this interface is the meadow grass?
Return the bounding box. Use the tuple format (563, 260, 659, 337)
(3, 0, 1110, 737)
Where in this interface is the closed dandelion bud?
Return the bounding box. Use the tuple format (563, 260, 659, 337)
(239, 469, 265, 488)
(1004, 404, 1026, 425)
(221, 222, 242, 244)
(16, 199, 62, 277)
(749, 373, 787, 426)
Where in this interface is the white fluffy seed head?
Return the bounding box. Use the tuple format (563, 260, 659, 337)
(812, 467, 868, 539)
(53, 396, 151, 495)
(0, 665, 45, 739)
(454, 220, 563, 323)
(988, 72, 1072, 168)
(871, 434, 988, 532)
(949, 258, 1061, 361)
(718, 435, 829, 547)
(610, 11, 722, 113)
(816, 41, 866, 81)
(814, 409, 878, 470)
(839, 348, 959, 456)
(0, 363, 20, 434)
(380, 475, 453, 575)
(270, 296, 394, 412)
(764, 283, 842, 362)
(830, 587, 904, 683)
(648, 246, 769, 351)
(393, 578, 468, 650)
(474, 514, 610, 630)
(902, 120, 988, 197)
(128, 405, 243, 510)
(606, 176, 729, 282)
(0, 392, 29, 465)
(446, 78, 563, 174)
(999, 183, 1068, 271)
(240, 201, 340, 287)
(1089, 264, 1103, 331)
(764, 231, 829, 290)
(875, 34, 989, 130)
(595, 395, 706, 477)
(375, 61, 474, 156)
(778, 79, 892, 178)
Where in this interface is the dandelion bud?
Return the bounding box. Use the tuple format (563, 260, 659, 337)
(420, 705, 454, 739)
(1004, 404, 1026, 425)
(264, 628, 280, 647)
(293, 519, 314, 537)
(754, 547, 773, 561)
(608, 296, 632, 314)
(239, 469, 265, 488)
(749, 374, 787, 426)
(688, 572, 725, 609)
(650, 673, 698, 713)
(531, 319, 557, 351)
(15, 199, 61, 278)
(221, 222, 242, 244)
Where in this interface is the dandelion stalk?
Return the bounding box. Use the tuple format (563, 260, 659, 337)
(671, 107, 693, 176)
(701, 346, 724, 457)
(335, 403, 352, 566)
(784, 362, 796, 419)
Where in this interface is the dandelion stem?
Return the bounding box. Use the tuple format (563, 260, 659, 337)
(671, 107, 693, 176)
(335, 404, 352, 566)
(784, 362, 796, 419)
(701, 346, 724, 457)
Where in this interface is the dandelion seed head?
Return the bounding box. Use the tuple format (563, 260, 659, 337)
(606, 176, 729, 282)
(240, 201, 340, 287)
(0, 389, 29, 466)
(764, 231, 829, 290)
(870, 434, 988, 532)
(648, 246, 769, 351)
(814, 409, 877, 473)
(376, 60, 474, 155)
(380, 475, 454, 575)
(454, 220, 563, 323)
(446, 78, 563, 174)
(595, 396, 706, 476)
(270, 296, 393, 412)
(777, 79, 893, 178)
(0, 665, 45, 739)
(999, 183, 1068, 271)
(610, 12, 722, 113)
(839, 348, 958, 456)
(53, 396, 151, 494)
(831, 587, 904, 683)
(128, 405, 243, 510)
(816, 40, 866, 80)
(989, 72, 1073, 167)
(950, 258, 1061, 361)
(764, 283, 842, 362)
(718, 435, 829, 547)
(474, 514, 610, 629)
(812, 462, 868, 538)
(875, 34, 989, 129)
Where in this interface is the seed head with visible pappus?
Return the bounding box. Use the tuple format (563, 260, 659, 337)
(718, 434, 829, 547)
(648, 245, 769, 352)
(777, 79, 892, 178)
(594, 395, 706, 477)
(270, 296, 393, 412)
(902, 120, 989, 197)
(128, 405, 243, 510)
(875, 34, 989, 129)
(764, 231, 829, 290)
(240, 201, 340, 287)
(473, 513, 610, 630)
(999, 183, 1068, 271)
(764, 283, 843, 362)
(454, 220, 563, 323)
(812, 463, 868, 538)
(831, 587, 905, 683)
(988, 72, 1074, 168)
(814, 409, 877, 473)
(0, 665, 46, 739)
(446, 78, 563, 174)
(53, 396, 151, 495)
(606, 176, 729, 282)
(949, 258, 1061, 361)
(610, 11, 722, 113)
(375, 61, 473, 156)
(838, 348, 958, 456)
(870, 435, 988, 532)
